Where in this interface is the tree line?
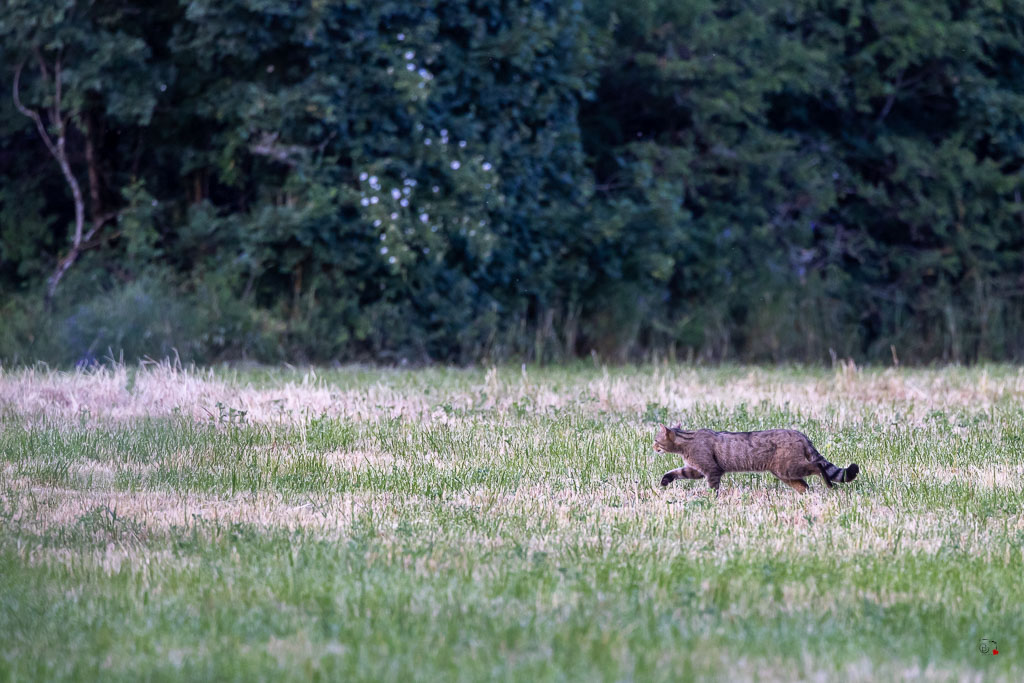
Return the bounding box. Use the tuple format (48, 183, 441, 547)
(2, 0, 1023, 365)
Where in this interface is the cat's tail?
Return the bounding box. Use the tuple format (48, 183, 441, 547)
(806, 442, 859, 485)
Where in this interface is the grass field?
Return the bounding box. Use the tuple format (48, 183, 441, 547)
(1, 362, 1021, 681)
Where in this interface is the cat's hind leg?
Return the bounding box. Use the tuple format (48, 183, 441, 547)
(660, 466, 704, 487)
(781, 478, 809, 493)
(771, 470, 810, 493)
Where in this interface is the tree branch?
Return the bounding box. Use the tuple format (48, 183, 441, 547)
(249, 131, 309, 167)
(13, 55, 90, 307)
(876, 69, 905, 125)
(13, 62, 59, 159)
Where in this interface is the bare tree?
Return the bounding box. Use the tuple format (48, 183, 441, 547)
(13, 53, 108, 307)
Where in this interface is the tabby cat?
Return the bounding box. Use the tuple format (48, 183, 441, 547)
(654, 424, 859, 494)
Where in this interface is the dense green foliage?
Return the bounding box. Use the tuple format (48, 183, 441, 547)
(3, 1, 1024, 364)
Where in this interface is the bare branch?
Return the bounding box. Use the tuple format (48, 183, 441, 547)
(14, 53, 90, 306)
(13, 62, 59, 159)
(82, 211, 120, 245)
(315, 131, 337, 157)
(82, 224, 102, 244)
(876, 69, 905, 125)
(33, 48, 49, 82)
(249, 131, 309, 167)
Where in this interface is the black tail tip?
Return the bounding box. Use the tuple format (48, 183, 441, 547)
(845, 463, 859, 482)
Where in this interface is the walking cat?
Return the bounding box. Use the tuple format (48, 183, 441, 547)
(654, 424, 859, 494)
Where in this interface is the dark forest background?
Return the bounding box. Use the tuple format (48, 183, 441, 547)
(2, 0, 1024, 366)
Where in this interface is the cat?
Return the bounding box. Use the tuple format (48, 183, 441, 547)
(654, 424, 859, 495)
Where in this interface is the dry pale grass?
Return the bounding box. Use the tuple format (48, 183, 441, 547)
(3, 481, 365, 538)
(3, 361, 1023, 428)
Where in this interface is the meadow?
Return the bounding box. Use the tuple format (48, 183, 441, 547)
(0, 362, 1021, 681)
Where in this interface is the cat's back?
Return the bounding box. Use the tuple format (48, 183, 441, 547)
(713, 428, 812, 454)
(715, 428, 808, 442)
(711, 428, 813, 471)
(681, 428, 814, 456)
(751, 428, 810, 445)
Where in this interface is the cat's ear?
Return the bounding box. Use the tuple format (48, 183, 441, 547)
(657, 424, 670, 439)
(670, 423, 682, 430)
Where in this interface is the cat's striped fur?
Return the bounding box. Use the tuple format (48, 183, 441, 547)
(655, 424, 859, 495)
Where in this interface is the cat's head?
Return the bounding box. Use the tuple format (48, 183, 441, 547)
(653, 424, 685, 452)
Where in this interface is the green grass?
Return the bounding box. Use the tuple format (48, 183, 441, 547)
(0, 364, 1021, 681)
